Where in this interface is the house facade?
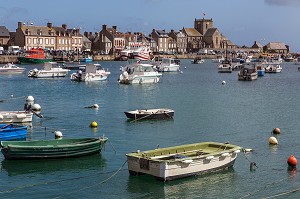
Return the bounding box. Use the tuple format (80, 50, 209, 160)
(14, 22, 83, 51)
(150, 29, 169, 53)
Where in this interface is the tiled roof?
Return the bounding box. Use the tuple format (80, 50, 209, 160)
(266, 42, 287, 50)
(204, 28, 218, 37)
(183, 28, 202, 37)
(0, 26, 10, 37)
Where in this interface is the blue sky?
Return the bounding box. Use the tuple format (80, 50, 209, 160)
(1, 0, 300, 52)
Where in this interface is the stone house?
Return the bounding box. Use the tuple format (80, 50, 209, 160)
(14, 22, 83, 51)
(251, 41, 263, 52)
(263, 42, 288, 54)
(168, 30, 187, 54)
(93, 25, 126, 54)
(0, 26, 10, 47)
(181, 27, 202, 53)
(150, 29, 169, 53)
(51, 23, 73, 51)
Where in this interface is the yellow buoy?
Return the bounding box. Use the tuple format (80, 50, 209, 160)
(90, 121, 98, 128)
(269, 136, 278, 145)
(273, 127, 281, 134)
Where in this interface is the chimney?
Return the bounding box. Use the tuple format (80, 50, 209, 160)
(171, 29, 174, 33)
(84, 31, 88, 37)
(18, 22, 23, 29)
(47, 22, 52, 29)
(112, 26, 117, 30)
(62, 24, 67, 29)
(102, 24, 107, 30)
(128, 32, 131, 35)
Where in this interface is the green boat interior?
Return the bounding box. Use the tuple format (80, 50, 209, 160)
(128, 142, 241, 161)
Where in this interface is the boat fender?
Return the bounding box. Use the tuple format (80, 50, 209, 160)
(221, 152, 230, 157)
(233, 150, 241, 154)
(181, 159, 193, 164)
(205, 156, 214, 160)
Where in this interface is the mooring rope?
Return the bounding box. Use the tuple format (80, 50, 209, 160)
(0, 160, 128, 195)
(263, 187, 300, 198)
(54, 160, 128, 199)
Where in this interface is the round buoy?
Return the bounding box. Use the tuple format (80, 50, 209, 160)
(93, 104, 99, 109)
(32, 103, 41, 111)
(54, 131, 63, 139)
(222, 81, 226, 85)
(273, 127, 281, 134)
(269, 136, 278, 145)
(90, 121, 98, 128)
(26, 96, 34, 102)
(287, 155, 297, 167)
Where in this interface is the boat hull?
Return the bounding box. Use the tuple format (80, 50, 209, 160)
(0, 124, 27, 141)
(0, 111, 33, 123)
(0, 137, 108, 160)
(18, 57, 53, 64)
(126, 142, 241, 181)
(125, 109, 174, 120)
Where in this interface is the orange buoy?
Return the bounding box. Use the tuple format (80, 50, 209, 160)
(273, 127, 281, 134)
(287, 155, 297, 167)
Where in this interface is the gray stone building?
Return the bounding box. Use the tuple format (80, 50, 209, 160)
(168, 30, 187, 54)
(0, 26, 10, 47)
(150, 29, 169, 53)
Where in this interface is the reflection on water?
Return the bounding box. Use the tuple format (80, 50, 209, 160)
(126, 168, 237, 198)
(1, 154, 106, 176)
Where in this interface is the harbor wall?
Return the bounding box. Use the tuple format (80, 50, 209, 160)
(0, 55, 18, 64)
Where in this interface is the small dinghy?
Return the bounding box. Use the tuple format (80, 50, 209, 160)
(0, 124, 27, 141)
(124, 108, 174, 120)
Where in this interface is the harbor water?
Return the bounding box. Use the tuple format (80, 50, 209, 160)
(1, 60, 300, 198)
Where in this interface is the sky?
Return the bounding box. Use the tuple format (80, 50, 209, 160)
(1, 0, 300, 52)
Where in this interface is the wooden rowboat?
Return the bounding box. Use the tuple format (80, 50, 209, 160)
(0, 137, 108, 160)
(126, 142, 241, 181)
(124, 108, 174, 120)
(0, 124, 27, 141)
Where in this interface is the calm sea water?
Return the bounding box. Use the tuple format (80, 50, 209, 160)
(1, 60, 300, 198)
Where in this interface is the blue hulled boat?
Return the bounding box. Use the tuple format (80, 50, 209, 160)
(0, 124, 27, 141)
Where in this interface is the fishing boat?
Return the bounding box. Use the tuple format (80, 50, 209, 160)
(218, 59, 232, 73)
(119, 60, 162, 84)
(0, 111, 33, 123)
(17, 48, 53, 64)
(126, 141, 242, 181)
(0, 137, 108, 160)
(191, 57, 205, 64)
(133, 46, 152, 61)
(28, 62, 70, 78)
(0, 124, 27, 141)
(265, 64, 282, 73)
(79, 55, 93, 63)
(256, 64, 265, 76)
(238, 63, 258, 81)
(124, 108, 174, 120)
(70, 63, 110, 82)
(0, 63, 25, 74)
(154, 58, 180, 72)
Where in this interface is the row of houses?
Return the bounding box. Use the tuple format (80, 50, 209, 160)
(0, 17, 289, 55)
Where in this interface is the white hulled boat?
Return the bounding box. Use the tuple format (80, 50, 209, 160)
(126, 141, 241, 181)
(133, 46, 152, 61)
(28, 62, 69, 78)
(0, 63, 25, 74)
(119, 60, 162, 84)
(0, 111, 33, 123)
(154, 58, 180, 72)
(70, 63, 110, 82)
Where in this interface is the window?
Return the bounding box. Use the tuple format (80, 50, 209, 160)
(51, 38, 54, 45)
(33, 38, 37, 44)
(45, 38, 49, 45)
(59, 39, 61, 44)
(39, 38, 43, 44)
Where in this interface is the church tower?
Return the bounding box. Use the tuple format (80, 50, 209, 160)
(194, 18, 213, 35)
